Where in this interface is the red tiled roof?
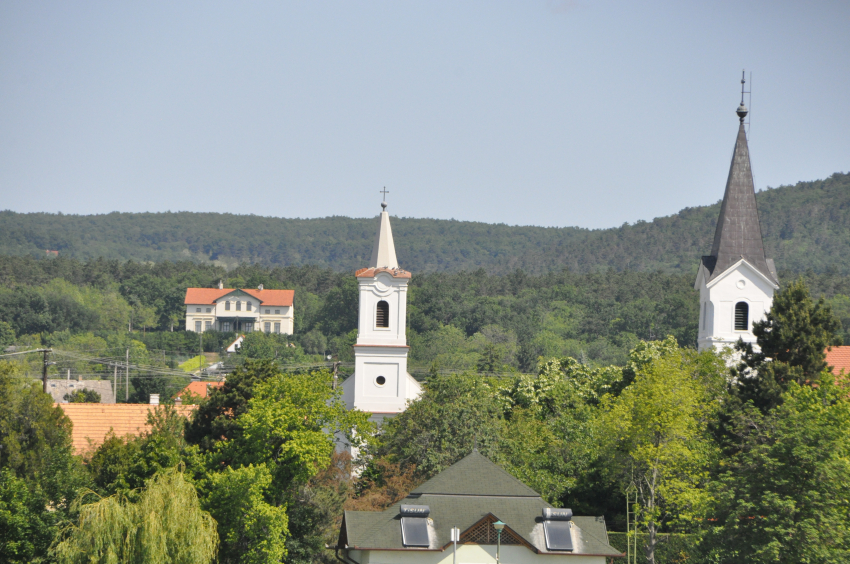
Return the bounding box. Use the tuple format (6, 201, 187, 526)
(184, 288, 231, 304)
(355, 267, 412, 279)
(58, 404, 197, 453)
(826, 346, 850, 376)
(184, 288, 294, 306)
(242, 289, 294, 306)
(178, 381, 224, 399)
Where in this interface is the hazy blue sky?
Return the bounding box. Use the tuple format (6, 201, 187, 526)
(1, 1, 848, 228)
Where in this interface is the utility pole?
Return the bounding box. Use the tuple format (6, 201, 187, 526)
(332, 361, 340, 390)
(125, 347, 130, 402)
(113, 364, 118, 403)
(42, 349, 51, 393)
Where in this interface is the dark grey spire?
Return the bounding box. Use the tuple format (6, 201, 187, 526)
(702, 106, 777, 284)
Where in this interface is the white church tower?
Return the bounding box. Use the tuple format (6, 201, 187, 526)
(342, 198, 422, 423)
(695, 76, 779, 352)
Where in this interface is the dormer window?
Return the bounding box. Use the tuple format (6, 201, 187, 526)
(236, 300, 242, 311)
(376, 301, 389, 328)
(225, 301, 230, 311)
(735, 302, 749, 331)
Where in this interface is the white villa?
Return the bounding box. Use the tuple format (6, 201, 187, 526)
(184, 285, 294, 334)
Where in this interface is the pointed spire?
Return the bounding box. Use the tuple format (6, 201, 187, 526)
(369, 198, 398, 269)
(706, 84, 776, 284)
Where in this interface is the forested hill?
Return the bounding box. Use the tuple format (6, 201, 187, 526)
(2, 172, 848, 274)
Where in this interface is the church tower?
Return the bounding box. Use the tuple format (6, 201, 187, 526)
(695, 76, 779, 352)
(342, 198, 422, 423)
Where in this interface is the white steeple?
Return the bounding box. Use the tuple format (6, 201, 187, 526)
(341, 196, 421, 431)
(369, 204, 399, 269)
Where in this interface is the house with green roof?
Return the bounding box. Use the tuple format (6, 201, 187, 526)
(335, 450, 622, 563)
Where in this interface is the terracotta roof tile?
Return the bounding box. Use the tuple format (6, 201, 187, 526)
(184, 288, 294, 306)
(355, 267, 411, 279)
(826, 346, 850, 376)
(178, 381, 224, 399)
(242, 289, 294, 306)
(58, 404, 197, 453)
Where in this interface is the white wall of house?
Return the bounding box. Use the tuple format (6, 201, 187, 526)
(185, 292, 294, 334)
(696, 259, 777, 352)
(345, 545, 606, 564)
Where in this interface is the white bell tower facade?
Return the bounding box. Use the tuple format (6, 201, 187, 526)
(342, 200, 422, 423)
(695, 82, 779, 352)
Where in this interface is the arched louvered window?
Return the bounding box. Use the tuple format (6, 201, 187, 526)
(236, 300, 242, 311)
(734, 302, 749, 331)
(376, 300, 389, 328)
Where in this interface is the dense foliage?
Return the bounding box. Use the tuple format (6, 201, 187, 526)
(0, 279, 847, 563)
(1, 172, 848, 273)
(2, 256, 849, 382)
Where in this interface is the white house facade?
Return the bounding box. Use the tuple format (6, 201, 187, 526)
(341, 201, 422, 423)
(184, 286, 294, 334)
(695, 96, 779, 352)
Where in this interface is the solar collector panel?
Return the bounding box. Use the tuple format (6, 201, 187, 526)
(543, 520, 573, 551)
(400, 517, 430, 547)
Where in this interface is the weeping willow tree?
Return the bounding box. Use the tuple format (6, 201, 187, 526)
(52, 468, 218, 564)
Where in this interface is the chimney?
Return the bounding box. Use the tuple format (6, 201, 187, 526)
(258, 284, 264, 290)
(149, 394, 160, 405)
(174, 396, 183, 406)
(218, 280, 224, 289)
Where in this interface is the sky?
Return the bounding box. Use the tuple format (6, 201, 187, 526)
(1, 1, 848, 229)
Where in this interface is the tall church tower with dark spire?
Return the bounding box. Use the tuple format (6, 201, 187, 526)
(341, 198, 422, 422)
(695, 76, 779, 352)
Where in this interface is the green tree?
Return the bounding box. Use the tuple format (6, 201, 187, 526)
(704, 377, 850, 563)
(734, 278, 843, 412)
(185, 359, 280, 452)
(0, 321, 14, 347)
(64, 388, 101, 403)
(0, 361, 91, 562)
(0, 469, 54, 563)
(202, 369, 370, 564)
(53, 468, 218, 564)
(379, 373, 503, 479)
(599, 347, 725, 564)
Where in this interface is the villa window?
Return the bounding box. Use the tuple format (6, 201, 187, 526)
(247, 301, 252, 311)
(275, 309, 280, 314)
(205, 321, 212, 331)
(225, 301, 230, 311)
(196, 307, 201, 312)
(244, 322, 253, 332)
(376, 300, 389, 328)
(735, 302, 749, 331)
(264, 322, 271, 333)
(195, 321, 202, 332)
(265, 309, 270, 314)
(223, 321, 231, 332)
(274, 322, 281, 333)
(236, 301, 241, 311)
(206, 307, 211, 313)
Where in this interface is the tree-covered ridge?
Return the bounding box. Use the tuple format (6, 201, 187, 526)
(1, 172, 848, 273)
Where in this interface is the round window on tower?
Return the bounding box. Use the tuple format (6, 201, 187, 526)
(375, 376, 386, 387)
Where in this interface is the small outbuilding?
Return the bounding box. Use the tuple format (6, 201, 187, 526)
(335, 450, 622, 563)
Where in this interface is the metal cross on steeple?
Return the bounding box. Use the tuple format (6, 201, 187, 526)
(380, 187, 389, 210)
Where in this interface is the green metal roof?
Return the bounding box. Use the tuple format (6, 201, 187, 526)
(339, 451, 622, 557)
